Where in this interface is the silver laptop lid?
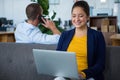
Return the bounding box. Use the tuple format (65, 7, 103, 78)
(33, 49, 80, 79)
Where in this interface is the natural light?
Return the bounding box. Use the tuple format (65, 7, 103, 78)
(101, 0, 106, 3)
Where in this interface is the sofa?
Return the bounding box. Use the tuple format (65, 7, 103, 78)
(0, 42, 120, 80)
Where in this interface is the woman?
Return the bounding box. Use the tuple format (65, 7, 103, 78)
(56, 1, 106, 80)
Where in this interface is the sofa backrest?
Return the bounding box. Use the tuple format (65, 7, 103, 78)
(0, 43, 57, 80)
(0, 43, 120, 80)
(104, 46, 120, 80)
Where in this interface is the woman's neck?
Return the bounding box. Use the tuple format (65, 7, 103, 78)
(75, 26, 87, 37)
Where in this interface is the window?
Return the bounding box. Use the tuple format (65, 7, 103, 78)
(101, 0, 106, 3)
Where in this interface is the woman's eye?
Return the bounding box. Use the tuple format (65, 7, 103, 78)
(79, 15, 83, 17)
(72, 15, 76, 18)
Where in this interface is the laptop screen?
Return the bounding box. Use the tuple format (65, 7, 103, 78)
(33, 49, 80, 79)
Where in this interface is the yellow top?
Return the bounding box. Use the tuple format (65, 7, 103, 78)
(67, 35, 88, 74)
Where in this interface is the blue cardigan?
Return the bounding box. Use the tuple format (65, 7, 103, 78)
(56, 28, 106, 80)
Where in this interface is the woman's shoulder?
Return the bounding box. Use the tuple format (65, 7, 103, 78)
(88, 27, 102, 34)
(88, 27, 104, 39)
(62, 28, 75, 34)
(60, 29, 75, 39)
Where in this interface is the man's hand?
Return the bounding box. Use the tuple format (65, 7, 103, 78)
(41, 18, 61, 35)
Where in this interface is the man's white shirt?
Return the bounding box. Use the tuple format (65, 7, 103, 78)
(14, 21, 60, 44)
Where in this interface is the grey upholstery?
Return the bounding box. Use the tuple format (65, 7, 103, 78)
(105, 46, 120, 80)
(0, 43, 56, 80)
(0, 43, 120, 80)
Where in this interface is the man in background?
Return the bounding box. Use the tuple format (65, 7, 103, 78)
(15, 3, 61, 44)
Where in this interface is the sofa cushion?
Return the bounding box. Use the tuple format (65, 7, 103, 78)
(104, 46, 120, 80)
(0, 43, 120, 80)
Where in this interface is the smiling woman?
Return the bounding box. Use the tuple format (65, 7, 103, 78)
(56, 1, 106, 80)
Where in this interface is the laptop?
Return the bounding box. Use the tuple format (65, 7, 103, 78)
(33, 49, 80, 80)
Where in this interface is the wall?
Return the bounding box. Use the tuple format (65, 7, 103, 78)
(0, 0, 4, 17)
(0, 0, 118, 27)
(49, 0, 115, 25)
(0, 0, 32, 26)
(49, 0, 73, 25)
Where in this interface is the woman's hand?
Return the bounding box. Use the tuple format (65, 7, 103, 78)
(79, 72, 86, 79)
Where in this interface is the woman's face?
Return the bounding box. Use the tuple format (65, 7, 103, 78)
(71, 6, 89, 28)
